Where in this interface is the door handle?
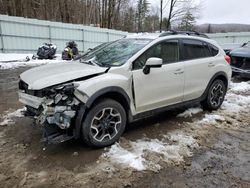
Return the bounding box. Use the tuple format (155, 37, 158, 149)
(174, 69, 184, 74)
(208, 63, 215, 67)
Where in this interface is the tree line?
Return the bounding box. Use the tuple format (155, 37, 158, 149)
(0, 0, 199, 32)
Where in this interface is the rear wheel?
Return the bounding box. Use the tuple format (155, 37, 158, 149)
(202, 79, 226, 110)
(81, 99, 126, 147)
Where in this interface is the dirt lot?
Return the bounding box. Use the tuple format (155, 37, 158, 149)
(0, 67, 249, 188)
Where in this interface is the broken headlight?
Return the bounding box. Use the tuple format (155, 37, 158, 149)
(46, 83, 77, 105)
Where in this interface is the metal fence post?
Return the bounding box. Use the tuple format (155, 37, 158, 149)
(0, 20, 5, 53)
(107, 32, 110, 42)
(48, 25, 52, 43)
(233, 36, 236, 43)
(82, 29, 85, 52)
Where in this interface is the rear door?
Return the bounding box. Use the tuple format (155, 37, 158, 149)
(180, 39, 214, 101)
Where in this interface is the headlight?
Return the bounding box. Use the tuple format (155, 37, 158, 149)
(47, 83, 78, 104)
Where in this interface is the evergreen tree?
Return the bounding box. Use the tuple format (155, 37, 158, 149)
(178, 11, 196, 31)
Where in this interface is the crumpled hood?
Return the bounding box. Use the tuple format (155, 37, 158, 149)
(20, 62, 107, 90)
(230, 47, 250, 58)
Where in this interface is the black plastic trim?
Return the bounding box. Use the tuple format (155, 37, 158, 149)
(85, 86, 130, 108)
(74, 105, 86, 139)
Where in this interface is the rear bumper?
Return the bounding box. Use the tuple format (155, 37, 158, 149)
(231, 66, 250, 78)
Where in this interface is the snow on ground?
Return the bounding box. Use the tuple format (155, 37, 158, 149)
(177, 107, 203, 118)
(230, 81, 250, 93)
(0, 53, 65, 69)
(199, 114, 225, 124)
(104, 132, 199, 171)
(0, 107, 26, 126)
(221, 93, 250, 113)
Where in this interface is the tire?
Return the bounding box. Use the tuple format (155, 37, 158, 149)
(202, 79, 226, 110)
(81, 99, 126, 147)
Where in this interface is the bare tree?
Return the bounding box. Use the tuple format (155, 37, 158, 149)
(0, 0, 199, 32)
(162, 0, 200, 30)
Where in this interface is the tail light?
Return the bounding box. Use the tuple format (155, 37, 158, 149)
(224, 55, 231, 64)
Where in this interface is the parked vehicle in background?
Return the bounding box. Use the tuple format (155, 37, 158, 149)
(18, 31, 232, 148)
(33, 43, 57, 60)
(229, 41, 250, 78)
(220, 43, 241, 55)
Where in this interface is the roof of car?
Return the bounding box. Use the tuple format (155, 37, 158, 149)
(126, 31, 209, 40)
(126, 33, 161, 40)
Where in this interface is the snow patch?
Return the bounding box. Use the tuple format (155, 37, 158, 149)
(0, 53, 65, 70)
(0, 107, 26, 126)
(0, 54, 32, 61)
(177, 107, 203, 118)
(104, 132, 198, 171)
(199, 114, 225, 124)
(230, 81, 250, 93)
(222, 93, 250, 113)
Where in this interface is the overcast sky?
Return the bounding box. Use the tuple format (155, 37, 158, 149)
(197, 0, 250, 24)
(149, 0, 250, 25)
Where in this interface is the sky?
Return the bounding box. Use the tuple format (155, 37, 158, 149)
(197, 0, 250, 25)
(149, 0, 250, 25)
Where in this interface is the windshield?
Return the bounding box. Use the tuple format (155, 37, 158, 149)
(80, 38, 152, 67)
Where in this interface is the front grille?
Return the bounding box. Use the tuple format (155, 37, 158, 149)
(19, 80, 37, 96)
(19, 80, 47, 97)
(25, 106, 42, 116)
(19, 80, 28, 92)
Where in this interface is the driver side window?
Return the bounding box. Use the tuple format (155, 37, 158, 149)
(133, 39, 179, 70)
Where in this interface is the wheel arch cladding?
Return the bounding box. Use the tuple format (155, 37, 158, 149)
(202, 71, 229, 100)
(85, 86, 131, 111)
(211, 72, 229, 89)
(74, 87, 131, 139)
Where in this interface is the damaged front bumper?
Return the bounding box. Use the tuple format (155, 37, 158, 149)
(18, 86, 82, 144)
(19, 92, 44, 109)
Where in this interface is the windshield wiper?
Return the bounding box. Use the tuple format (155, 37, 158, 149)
(80, 59, 97, 66)
(81, 58, 108, 67)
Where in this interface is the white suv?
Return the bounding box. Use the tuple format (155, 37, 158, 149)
(18, 31, 232, 147)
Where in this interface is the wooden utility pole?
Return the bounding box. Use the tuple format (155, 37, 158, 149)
(160, 0, 163, 32)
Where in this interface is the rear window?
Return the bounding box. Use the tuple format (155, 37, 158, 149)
(208, 43, 219, 56)
(181, 39, 212, 60)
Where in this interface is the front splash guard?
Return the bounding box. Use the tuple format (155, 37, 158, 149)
(41, 123, 74, 145)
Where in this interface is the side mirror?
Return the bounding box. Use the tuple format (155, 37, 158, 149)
(143, 57, 163, 74)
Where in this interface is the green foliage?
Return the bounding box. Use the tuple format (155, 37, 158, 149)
(178, 11, 196, 31)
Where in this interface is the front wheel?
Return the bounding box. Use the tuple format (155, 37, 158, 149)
(81, 99, 126, 147)
(202, 79, 226, 110)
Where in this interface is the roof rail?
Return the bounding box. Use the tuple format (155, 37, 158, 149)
(159, 30, 209, 39)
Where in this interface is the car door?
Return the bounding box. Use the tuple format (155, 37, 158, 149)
(132, 39, 184, 113)
(180, 39, 213, 101)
